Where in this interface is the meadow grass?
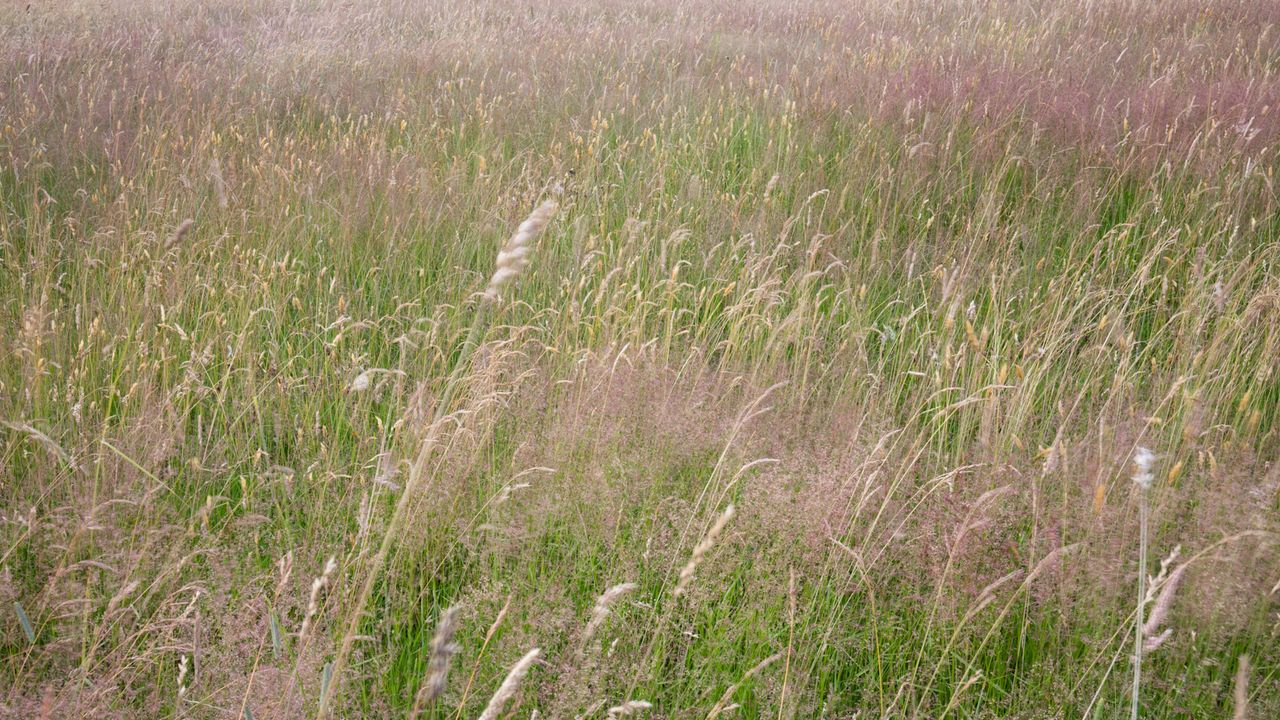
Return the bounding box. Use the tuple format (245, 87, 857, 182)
(1, 0, 1279, 718)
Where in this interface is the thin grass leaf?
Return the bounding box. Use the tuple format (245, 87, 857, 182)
(14, 601, 35, 644)
(269, 610, 283, 658)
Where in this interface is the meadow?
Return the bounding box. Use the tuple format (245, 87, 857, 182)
(2, 0, 1279, 717)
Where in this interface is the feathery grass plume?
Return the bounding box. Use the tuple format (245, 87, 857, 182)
(581, 582, 637, 649)
(350, 367, 405, 392)
(350, 370, 373, 392)
(177, 653, 190, 698)
(483, 200, 558, 301)
(410, 605, 462, 717)
(477, 648, 541, 720)
(675, 504, 735, 597)
(454, 596, 513, 714)
(1131, 446, 1155, 720)
(607, 700, 653, 717)
(299, 556, 337, 642)
(762, 173, 780, 200)
(105, 579, 141, 617)
(1234, 655, 1251, 720)
(1142, 561, 1186, 652)
(165, 218, 195, 250)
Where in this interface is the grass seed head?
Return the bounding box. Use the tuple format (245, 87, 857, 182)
(484, 200, 559, 301)
(477, 648, 541, 720)
(675, 504, 736, 597)
(417, 605, 463, 708)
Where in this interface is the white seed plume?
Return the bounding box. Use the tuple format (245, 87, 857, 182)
(1132, 447, 1155, 490)
(607, 700, 653, 717)
(477, 648, 541, 720)
(350, 368, 405, 392)
(675, 504, 736, 596)
(1143, 627, 1173, 652)
(483, 200, 559, 301)
(350, 370, 373, 392)
(763, 173, 780, 200)
(582, 582, 638, 647)
(1142, 562, 1187, 652)
(177, 653, 190, 698)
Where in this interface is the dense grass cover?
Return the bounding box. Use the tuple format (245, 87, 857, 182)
(1, 1, 1278, 717)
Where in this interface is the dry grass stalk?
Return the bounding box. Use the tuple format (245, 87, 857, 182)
(1131, 446, 1155, 720)
(706, 653, 781, 720)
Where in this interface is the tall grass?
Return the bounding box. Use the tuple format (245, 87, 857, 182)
(1, 0, 1278, 718)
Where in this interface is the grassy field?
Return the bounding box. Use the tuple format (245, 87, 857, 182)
(2, 0, 1279, 717)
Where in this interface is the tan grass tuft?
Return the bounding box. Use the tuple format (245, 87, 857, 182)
(1234, 655, 1251, 720)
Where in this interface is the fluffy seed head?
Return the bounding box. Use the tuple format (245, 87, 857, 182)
(582, 582, 637, 648)
(176, 654, 190, 697)
(607, 700, 653, 717)
(1142, 563, 1187, 648)
(417, 605, 462, 707)
(165, 218, 195, 249)
(299, 556, 338, 641)
(483, 200, 559, 301)
(477, 648, 541, 720)
(350, 370, 373, 392)
(1132, 447, 1155, 490)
